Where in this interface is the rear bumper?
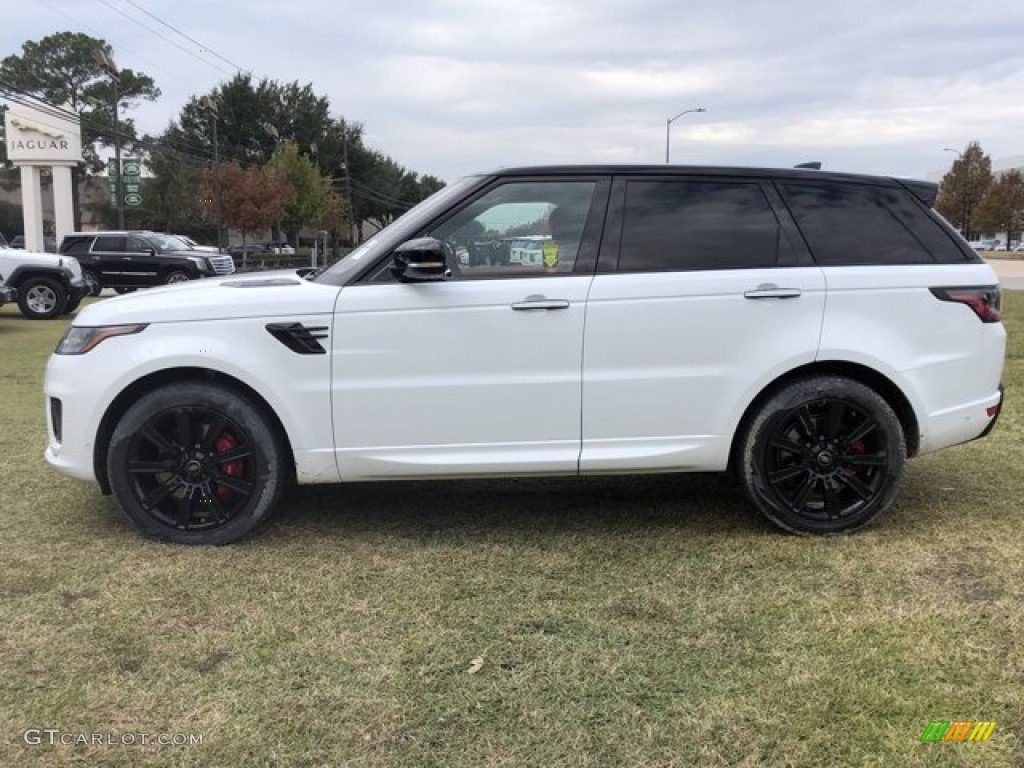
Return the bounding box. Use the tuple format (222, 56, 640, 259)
(0, 285, 16, 305)
(975, 382, 1004, 440)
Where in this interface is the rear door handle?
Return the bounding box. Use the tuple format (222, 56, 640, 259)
(744, 284, 802, 299)
(511, 295, 570, 311)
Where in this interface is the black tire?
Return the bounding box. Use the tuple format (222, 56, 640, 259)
(114, 286, 136, 295)
(17, 276, 68, 320)
(164, 270, 190, 285)
(64, 294, 82, 313)
(83, 270, 102, 297)
(740, 376, 906, 535)
(107, 382, 287, 544)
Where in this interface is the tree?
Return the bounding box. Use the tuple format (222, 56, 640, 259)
(265, 141, 329, 244)
(142, 147, 205, 233)
(936, 142, 993, 240)
(206, 161, 290, 267)
(974, 169, 1024, 245)
(168, 74, 333, 169)
(0, 32, 160, 226)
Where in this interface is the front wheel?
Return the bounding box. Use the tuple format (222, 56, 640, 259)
(107, 382, 288, 544)
(17, 276, 68, 320)
(164, 270, 190, 284)
(83, 270, 102, 296)
(740, 376, 906, 534)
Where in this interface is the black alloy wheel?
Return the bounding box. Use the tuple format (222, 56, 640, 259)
(741, 376, 906, 534)
(108, 383, 286, 544)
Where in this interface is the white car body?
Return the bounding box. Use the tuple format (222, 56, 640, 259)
(42, 165, 1007, 542)
(46, 263, 1003, 483)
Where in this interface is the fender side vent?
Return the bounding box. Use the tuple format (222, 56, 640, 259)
(266, 322, 328, 354)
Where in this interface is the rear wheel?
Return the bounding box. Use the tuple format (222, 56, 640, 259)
(740, 376, 906, 534)
(64, 294, 82, 313)
(17, 276, 67, 320)
(107, 382, 287, 544)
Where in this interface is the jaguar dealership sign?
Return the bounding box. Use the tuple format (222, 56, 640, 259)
(4, 104, 82, 163)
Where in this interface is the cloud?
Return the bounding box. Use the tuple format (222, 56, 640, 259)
(4, 0, 1023, 181)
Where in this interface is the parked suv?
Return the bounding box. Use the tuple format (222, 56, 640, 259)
(59, 231, 235, 294)
(0, 243, 87, 319)
(44, 165, 1005, 544)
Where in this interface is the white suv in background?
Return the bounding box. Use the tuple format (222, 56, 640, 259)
(44, 165, 1006, 544)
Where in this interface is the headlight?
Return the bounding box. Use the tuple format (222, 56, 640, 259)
(55, 324, 148, 355)
(187, 255, 209, 270)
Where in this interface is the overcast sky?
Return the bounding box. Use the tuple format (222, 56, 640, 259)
(5, 0, 1024, 182)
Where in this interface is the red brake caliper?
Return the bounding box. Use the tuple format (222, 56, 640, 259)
(847, 439, 866, 476)
(214, 432, 244, 503)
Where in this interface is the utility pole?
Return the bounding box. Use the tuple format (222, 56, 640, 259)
(341, 134, 355, 245)
(93, 49, 124, 229)
(203, 97, 223, 250)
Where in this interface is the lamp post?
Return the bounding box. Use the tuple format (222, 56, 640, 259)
(944, 147, 969, 238)
(665, 107, 706, 164)
(202, 96, 223, 251)
(93, 49, 123, 229)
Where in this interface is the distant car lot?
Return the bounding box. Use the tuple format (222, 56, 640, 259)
(985, 256, 1024, 290)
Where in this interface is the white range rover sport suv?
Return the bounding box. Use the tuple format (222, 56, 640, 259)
(44, 166, 1006, 544)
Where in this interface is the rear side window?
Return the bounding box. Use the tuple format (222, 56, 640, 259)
(93, 236, 125, 252)
(778, 183, 948, 265)
(619, 180, 786, 272)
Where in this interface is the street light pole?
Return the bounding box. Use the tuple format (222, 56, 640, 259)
(93, 49, 124, 229)
(665, 107, 706, 164)
(944, 147, 969, 238)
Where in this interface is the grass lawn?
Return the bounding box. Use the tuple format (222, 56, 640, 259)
(1, 294, 1022, 767)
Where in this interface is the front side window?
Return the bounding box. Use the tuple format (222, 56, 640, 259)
(779, 182, 935, 265)
(618, 180, 785, 272)
(425, 180, 597, 279)
(93, 236, 125, 252)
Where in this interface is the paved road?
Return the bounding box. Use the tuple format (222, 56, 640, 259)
(985, 258, 1024, 290)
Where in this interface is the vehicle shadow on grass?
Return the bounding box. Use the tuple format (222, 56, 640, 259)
(273, 473, 778, 542)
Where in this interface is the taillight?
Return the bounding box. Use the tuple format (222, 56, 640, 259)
(929, 286, 1002, 322)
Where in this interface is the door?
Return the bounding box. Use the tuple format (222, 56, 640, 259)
(88, 235, 128, 288)
(581, 177, 827, 473)
(331, 178, 608, 480)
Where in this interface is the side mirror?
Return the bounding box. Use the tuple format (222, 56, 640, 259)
(390, 237, 452, 283)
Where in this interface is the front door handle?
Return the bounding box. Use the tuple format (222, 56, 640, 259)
(511, 295, 570, 311)
(744, 283, 802, 299)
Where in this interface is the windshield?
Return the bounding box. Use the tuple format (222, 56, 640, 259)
(315, 175, 484, 286)
(152, 234, 191, 252)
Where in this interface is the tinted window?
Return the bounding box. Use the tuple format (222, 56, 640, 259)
(886, 190, 973, 264)
(779, 183, 934, 265)
(127, 237, 151, 252)
(93, 236, 125, 252)
(62, 238, 92, 255)
(619, 181, 785, 271)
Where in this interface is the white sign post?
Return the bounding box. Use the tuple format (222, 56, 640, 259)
(4, 103, 84, 253)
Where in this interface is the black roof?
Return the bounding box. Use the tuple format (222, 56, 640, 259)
(487, 165, 937, 204)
